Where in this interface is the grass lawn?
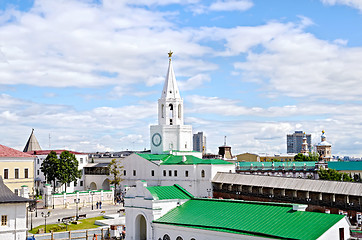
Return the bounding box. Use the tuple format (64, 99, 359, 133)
(29, 216, 106, 234)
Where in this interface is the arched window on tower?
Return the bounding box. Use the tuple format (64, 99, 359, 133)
(178, 104, 181, 119)
(161, 104, 164, 118)
(169, 104, 173, 125)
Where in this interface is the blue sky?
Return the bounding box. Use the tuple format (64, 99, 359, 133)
(1, 0, 362, 156)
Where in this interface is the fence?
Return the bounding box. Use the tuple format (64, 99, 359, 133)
(27, 228, 111, 240)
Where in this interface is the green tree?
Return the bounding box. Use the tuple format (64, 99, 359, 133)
(57, 151, 82, 192)
(108, 159, 123, 197)
(318, 168, 354, 182)
(308, 152, 319, 161)
(294, 153, 308, 162)
(40, 151, 60, 191)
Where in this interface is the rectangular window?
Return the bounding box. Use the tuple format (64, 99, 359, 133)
(74, 180, 77, 187)
(80, 181, 83, 187)
(3, 169, 8, 179)
(24, 168, 29, 178)
(124, 170, 126, 176)
(174, 170, 177, 177)
(151, 170, 155, 176)
(169, 170, 172, 176)
(14, 189, 19, 195)
(37, 170, 39, 176)
(67, 182, 70, 187)
(133, 170, 136, 176)
(15, 168, 19, 179)
(80, 158, 83, 164)
(37, 158, 39, 164)
(163, 170, 166, 176)
(1, 215, 7, 226)
(185, 170, 189, 177)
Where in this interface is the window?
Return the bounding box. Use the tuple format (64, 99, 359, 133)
(174, 170, 177, 177)
(201, 170, 205, 178)
(80, 181, 83, 187)
(74, 180, 77, 187)
(151, 170, 155, 176)
(24, 168, 29, 179)
(161, 104, 164, 118)
(80, 158, 83, 164)
(37, 158, 39, 164)
(133, 170, 136, 176)
(163, 234, 170, 240)
(37, 170, 39, 176)
(124, 170, 126, 176)
(178, 104, 181, 119)
(14, 189, 19, 195)
(163, 170, 166, 176)
(176, 237, 183, 240)
(169, 170, 172, 176)
(3, 169, 8, 179)
(1, 215, 7, 226)
(15, 168, 19, 179)
(185, 170, 189, 177)
(67, 182, 70, 187)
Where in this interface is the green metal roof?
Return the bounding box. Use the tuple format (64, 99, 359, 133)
(137, 153, 233, 165)
(154, 198, 345, 240)
(328, 161, 362, 171)
(237, 161, 316, 171)
(146, 184, 193, 200)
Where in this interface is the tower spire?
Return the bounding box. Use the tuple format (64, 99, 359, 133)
(161, 51, 181, 100)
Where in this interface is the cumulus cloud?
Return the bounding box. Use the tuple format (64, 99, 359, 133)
(209, 0, 254, 11)
(321, 0, 362, 11)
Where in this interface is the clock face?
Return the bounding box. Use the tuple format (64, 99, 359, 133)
(152, 133, 162, 147)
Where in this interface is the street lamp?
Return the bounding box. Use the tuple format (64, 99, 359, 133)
(74, 198, 80, 220)
(28, 201, 36, 230)
(90, 191, 95, 210)
(52, 191, 55, 209)
(41, 211, 51, 233)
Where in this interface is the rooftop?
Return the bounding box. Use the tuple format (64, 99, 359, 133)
(328, 161, 362, 171)
(29, 150, 85, 155)
(146, 184, 193, 200)
(154, 198, 345, 240)
(0, 144, 33, 158)
(138, 153, 233, 165)
(0, 176, 33, 203)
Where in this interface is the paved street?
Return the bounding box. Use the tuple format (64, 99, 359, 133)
(28, 202, 124, 230)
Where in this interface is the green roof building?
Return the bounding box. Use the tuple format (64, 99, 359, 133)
(125, 180, 351, 240)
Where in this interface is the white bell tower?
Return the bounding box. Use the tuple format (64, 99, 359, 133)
(150, 51, 192, 154)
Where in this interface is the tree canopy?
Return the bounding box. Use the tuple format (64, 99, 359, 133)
(318, 168, 354, 182)
(40, 150, 82, 192)
(294, 152, 319, 162)
(108, 158, 123, 194)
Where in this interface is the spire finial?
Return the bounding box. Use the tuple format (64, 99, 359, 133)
(168, 50, 173, 60)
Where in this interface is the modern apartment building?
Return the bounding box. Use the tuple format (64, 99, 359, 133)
(287, 131, 311, 153)
(193, 132, 206, 154)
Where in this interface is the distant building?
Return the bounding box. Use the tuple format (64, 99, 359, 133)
(287, 131, 311, 153)
(23, 129, 42, 152)
(0, 144, 34, 195)
(316, 130, 332, 161)
(193, 132, 206, 154)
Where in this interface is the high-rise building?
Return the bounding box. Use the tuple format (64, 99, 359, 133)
(193, 132, 206, 154)
(287, 131, 311, 154)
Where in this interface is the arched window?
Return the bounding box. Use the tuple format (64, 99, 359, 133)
(201, 170, 205, 178)
(163, 234, 170, 240)
(161, 104, 164, 118)
(178, 104, 181, 119)
(176, 237, 183, 240)
(169, 104, 173, 125)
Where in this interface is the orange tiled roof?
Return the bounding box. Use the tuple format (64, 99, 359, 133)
(0, 144, 33, 158)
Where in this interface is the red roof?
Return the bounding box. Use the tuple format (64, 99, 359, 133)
(29, 150, 85, 155)
(0, 145, 33, 158)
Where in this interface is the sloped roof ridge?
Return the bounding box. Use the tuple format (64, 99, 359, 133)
(192, 197, 294, 208)
(174, 184, 194, 198)
(0, 176, 33, 203)
(0, 144, 33, 158)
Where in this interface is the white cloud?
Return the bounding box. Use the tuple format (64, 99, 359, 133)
(321, 0, 362, 11)
(209, 0, 253, 12)
(178, 74, 211, 91)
